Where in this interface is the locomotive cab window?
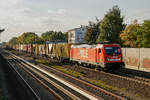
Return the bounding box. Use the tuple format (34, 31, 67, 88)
(105, 47, 121, 55)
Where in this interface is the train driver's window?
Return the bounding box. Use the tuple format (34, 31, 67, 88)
(99, 48, 101, 53)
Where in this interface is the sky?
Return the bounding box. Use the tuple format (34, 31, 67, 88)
(0, 0, 150, 42)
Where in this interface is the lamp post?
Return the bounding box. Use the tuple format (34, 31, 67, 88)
(0, 28, 5, 33)
(33, 32, 37, 60)
(0, 28, 5, 40)
(0, 28, 5, 50)
(0, 28, 5, 44)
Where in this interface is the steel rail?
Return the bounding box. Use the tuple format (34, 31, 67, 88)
(17, 59, 82, 100)
(37, 62, 127, 100)
(3, 52, 64, 100)
(110, 69, 150, 86)
(2, 54, 41, 100)
(10, 57, 64, 100)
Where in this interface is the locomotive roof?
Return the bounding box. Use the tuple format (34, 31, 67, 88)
(71, 44, 102, 48)
(71, 44, 120, 48)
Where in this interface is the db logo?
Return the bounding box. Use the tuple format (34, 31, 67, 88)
(79, 49, 88, 58)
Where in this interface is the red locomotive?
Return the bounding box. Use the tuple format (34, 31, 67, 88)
(70, 44, 124, 70)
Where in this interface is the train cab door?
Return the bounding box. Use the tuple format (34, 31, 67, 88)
(97, 48, 103, 63)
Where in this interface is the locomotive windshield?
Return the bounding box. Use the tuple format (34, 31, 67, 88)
(105, 47, 121, 55)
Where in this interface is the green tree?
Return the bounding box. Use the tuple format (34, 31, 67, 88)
(36, 37, 44, 44)
(136, 20, 150, 48)
(41, 31, 54, 42)
(120, 20, 150, 48)
(51, 31, 66, 41)
(64, 32, 68, 41)
(8, 37, 18, 45)
(17, 32, 39, 44)
(120, 22, 140, 47)
(97, 5, 126, 44)
(17, 33, 25, 44)
(84, 18, 101, 44)
(41, 31, 67, 42)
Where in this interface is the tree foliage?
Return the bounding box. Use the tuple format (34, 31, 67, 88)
(41, 31, 54, 42)
(17, 32, 39, 44)
(8, 37, 18, 45)
(120, 22, 140, 47)
(41, 31, 67, 42)
(120, 20, 150, 48)
(136, 20, 150, 48)
(8, 31, 67, 45)
(84, 18, 100, 44)
(97, 5, 126, 44)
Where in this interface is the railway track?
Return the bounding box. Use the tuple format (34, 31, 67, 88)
(1, 53, 41, 100)
(2, 53, 63, 100)
(111, 68, 150, 86)
(13, 58, 82, 100)
(70, 64, 150, 99)
(3, 52, 91, 100)
(14, 58, 92, 100)
(66, 59, 150, 87)
(3, 50, 126, 100)
(74, 62, 150, 87)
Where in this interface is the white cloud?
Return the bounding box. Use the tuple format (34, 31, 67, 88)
(129, 9, 150, 17)
(57, 9, 66, 14)
(0, 0, 22, 8)
(14, 8, 33, 15)
(48, 9, 66, 15)
(124, 8, 150, 24)
(0, 5, 88, 42)
(0, 6, 89, 42)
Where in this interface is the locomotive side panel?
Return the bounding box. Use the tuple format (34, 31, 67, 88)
(70, 46, 98, 65)
(70, 44, 124, 69)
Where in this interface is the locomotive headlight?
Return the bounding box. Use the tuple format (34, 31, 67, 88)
(107, 57, 110, 61)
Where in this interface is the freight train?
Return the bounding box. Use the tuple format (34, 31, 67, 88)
(9, 43, 125, 70)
